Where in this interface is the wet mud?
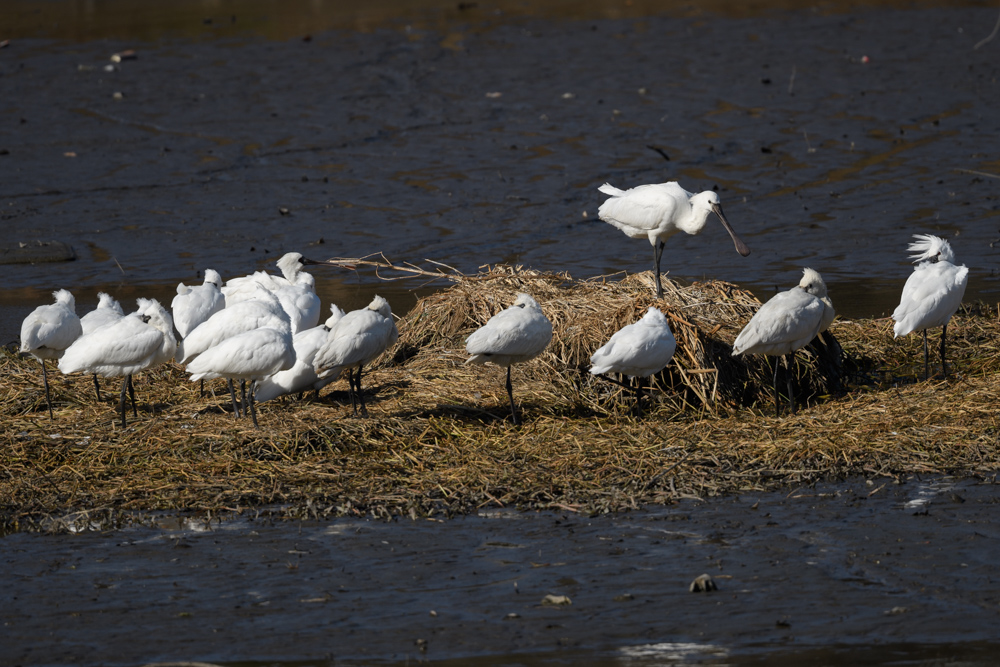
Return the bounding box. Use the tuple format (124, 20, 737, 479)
(4, 477, 1000, 666)
(2, 2, 1000, 345)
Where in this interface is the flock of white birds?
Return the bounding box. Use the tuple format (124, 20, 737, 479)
(18, 181, 969, 427)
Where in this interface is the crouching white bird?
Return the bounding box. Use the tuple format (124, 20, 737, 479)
(20, 289, 83, 418)
(313, 296, 398, 417)
(465, 293, 553, 425)
(59, 299, 177, 429)
(589, 306, 676, 416)
(892, 234, 968, 380)
(597, 181, 751, 298)
(255, 304, 347, 403)
(732, 268, 835, 416)
(223, 252, 320, 333)
(79, 292, 125, 401)
(171, 269, 226, 338)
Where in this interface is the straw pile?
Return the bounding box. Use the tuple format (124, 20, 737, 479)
(2, 266, 998, 532)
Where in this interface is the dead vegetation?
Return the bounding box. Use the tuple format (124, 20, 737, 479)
(2, 266, 998, 532)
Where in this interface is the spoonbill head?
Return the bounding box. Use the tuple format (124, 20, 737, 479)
(19, 289, 83, 418)
(465, 292, 553, 424)
(732, 268, 833, 415)
(891, 234, 968, 379)
(598, 181, 750, 298)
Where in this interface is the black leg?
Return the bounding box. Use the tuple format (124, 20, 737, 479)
(93, 373, 101, 402)
(119, 376, 129, 429)
(199, 378, 204, 398)
(346, 368, 357, 416)
(356, 365, 368, 417)
(40, 360, 53, 419)
(228, 379, 241, 418)
(128, 375, 137, 418)
(240, 380, 248, 419)
(922, 330, 929, 381)
(785, 353, 796, 414)
(249, 380, 259, 428)
(634, 375, 643, 418)
(772, 356, 781, 417)
(652, 241, 665, 298)
(941, 324, 949, 378)
(506, 365, 519, 425)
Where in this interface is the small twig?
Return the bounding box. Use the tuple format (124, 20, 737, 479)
(954, 168, 1000, 180)
(974, 1, 1000, 50)
(646, 145, 671, 162)
(306, 252, 467, 283)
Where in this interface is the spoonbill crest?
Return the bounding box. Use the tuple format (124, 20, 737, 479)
(892, 234, 968, 380)
(59, 298, 177, 429)
(465, 293, 553, 425)
(20, 289, 83, 418)
(313, 296, 398, 417)
(597, 181, 750, 298)
(732, 268, 835, 416)
(589, 306, 677, 416)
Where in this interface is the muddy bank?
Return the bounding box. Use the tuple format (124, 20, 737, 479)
(3, 477, 999, 666)
(2, 3, 1000, 345)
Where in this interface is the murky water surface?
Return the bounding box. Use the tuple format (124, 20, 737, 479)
(2, 0, 999, 345)
(4, 477, 1000, 665)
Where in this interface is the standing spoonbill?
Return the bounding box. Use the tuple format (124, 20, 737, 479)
(313, 296, 398, 417)
(58, 298, 177, 429)
(79, 292, 125, 401)
(732, 268, 835, 416)
(892, 234, 968, 380)
(20, 289, 83, 418)
(171, 269, 226, 338)
(589, 306, 677, 416)
(597, 181, 751, 298)
(255, 304, 347, 403)
(223, 253, 321, 332)
(465, 293, 553, 425)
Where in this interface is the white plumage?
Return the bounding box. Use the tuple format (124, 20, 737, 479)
(465, 293, 552, 424)
(175, 287, 287, 366)
(222, 252, 320, 333)
(732, 268, 835, 415)
(81, 292, 124, 335)
(59, 299, 177, 428)
(255, 304, 347, 402)
(597, 181, 750, 297)
(892, 234, 968, 379)
(171, 269, 226, 338)
(314, 296, 398, 416)
(19, 289, 83, 418)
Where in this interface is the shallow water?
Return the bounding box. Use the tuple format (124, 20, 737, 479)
(2, 0, 999, 345)
(4, 477, 999, 665)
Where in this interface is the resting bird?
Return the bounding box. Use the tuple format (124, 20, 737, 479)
(79, 292, 125, 401)
(732, 268, 835, 416)
(255, 304, 347, 402)
(223, 252, 320, 333)
(19, 289, 83, 418)
(59, 299, 176, 429)
(590, 306, 677, 416)
(465, 293, 553, 425)
(171, 269, 226, 339)
(597, 181, 750, 298)
(313, 296, 398, 417)
(892, 234, 968, 380)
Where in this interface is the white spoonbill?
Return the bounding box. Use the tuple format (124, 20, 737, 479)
(223, 253, 320, 332)
(184, 318, 295, 428)
(732, 268, 835, 416)
(80, 292, 125, 401)
(589, 306, 677, 416)
(465, 293, 553, 425)
(892, 234, 968, 380)
(597, 181, 751, 298)
(171, 269, 226, 338)
(176, 286, 289, 417)
(313, 296, 398, 417)
(59, 298, 177, 429)
(255, 304, 347, 403)
(20, 289, 83, 418)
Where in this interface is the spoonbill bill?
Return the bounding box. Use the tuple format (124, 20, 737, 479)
(313, 296, 398, 417)
(80, 292, 125, 401)
(589, 306, 676, 416)
(597, 181, 750, 298)
(19, 289, 83, 418)
(465, 293, 553, 425)
(255, 304, 347, 402)
(732, 268, 835, 416)
(892, 234, 968, 380)
(59, 298, 177, 429)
